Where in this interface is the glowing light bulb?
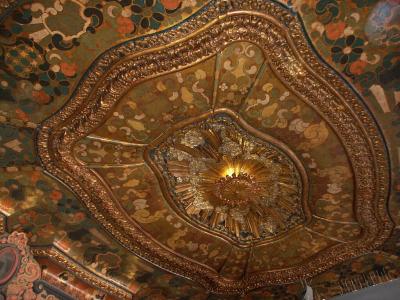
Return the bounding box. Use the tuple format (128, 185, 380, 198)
(221, 163, 249, 177)
(223, 167, 236, 177)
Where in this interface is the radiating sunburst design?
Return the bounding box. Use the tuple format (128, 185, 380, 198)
(152, 114, 304, 243)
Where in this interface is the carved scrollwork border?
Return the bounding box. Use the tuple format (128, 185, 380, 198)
(37, 0, 392, 294)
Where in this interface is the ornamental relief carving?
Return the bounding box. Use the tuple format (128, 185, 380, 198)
(37, 0, 392, 294)
(146, 109, 308, 246)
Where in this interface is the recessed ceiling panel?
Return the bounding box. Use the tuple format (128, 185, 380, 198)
(37, 0, 392, 294)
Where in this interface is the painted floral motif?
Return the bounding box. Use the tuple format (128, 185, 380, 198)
(0, 0, 207, 123)
(0, 37, 75, 105)
(300, 0, 400, 98)
(331, 35, 364, 64)
(3, 39, 45, 78)
(108, 0, 198, 32)
(131, 0, 167, 29)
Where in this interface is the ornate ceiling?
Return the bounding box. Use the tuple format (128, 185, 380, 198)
(0, 0, 399, 299)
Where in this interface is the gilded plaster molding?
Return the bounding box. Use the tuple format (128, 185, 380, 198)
(37, 0, 392, 294)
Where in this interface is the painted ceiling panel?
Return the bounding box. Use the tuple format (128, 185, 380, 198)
(0, 0, 399, 299)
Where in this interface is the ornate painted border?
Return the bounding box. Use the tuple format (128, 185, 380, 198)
(31, 246, 132, 300)
(37, 0, 392, 294)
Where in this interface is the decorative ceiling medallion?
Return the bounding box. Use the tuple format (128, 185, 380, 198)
(37, 0, 392, 294)
(147, 110, 306, 245)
